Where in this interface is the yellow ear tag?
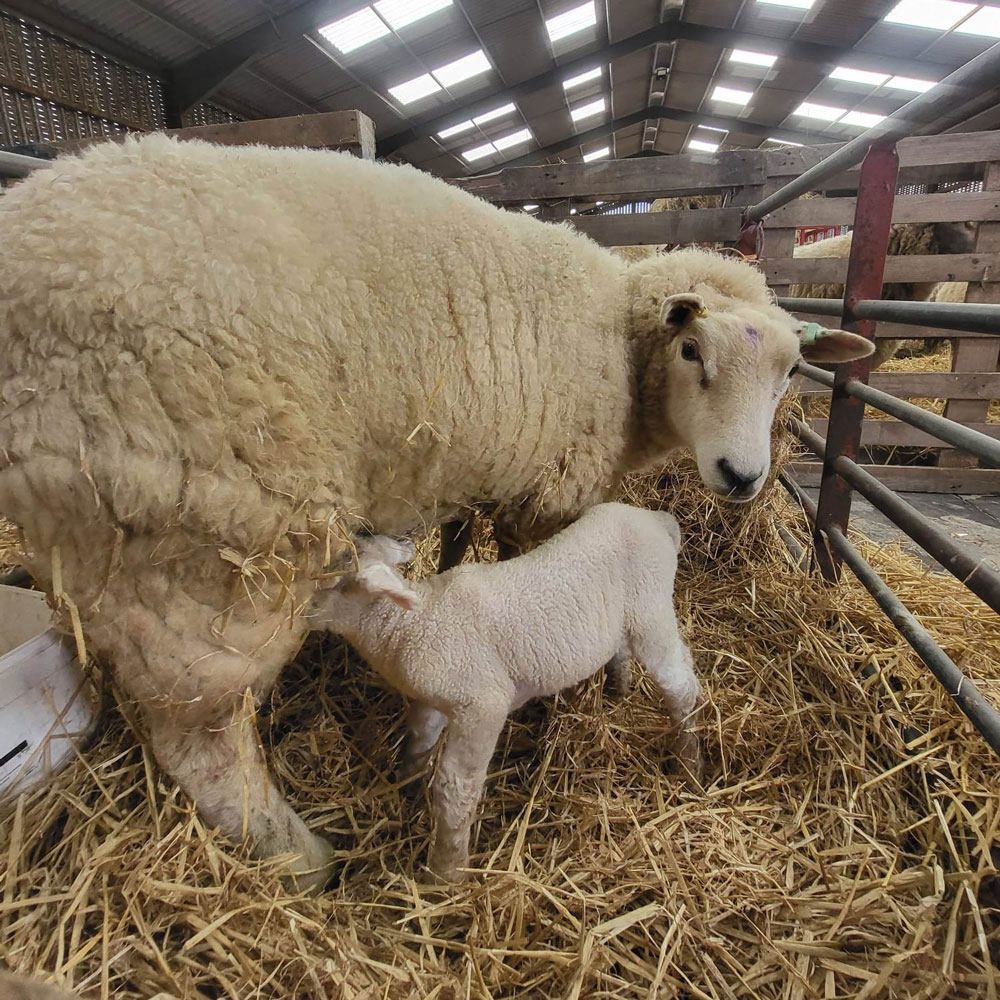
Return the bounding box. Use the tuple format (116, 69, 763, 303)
(693, 306, 710, 319)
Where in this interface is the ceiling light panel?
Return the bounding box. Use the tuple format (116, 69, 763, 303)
(438, 119, 475, 139)
(389, 73, 442, 104)
(570, 97, 606, 122)
(840, 110, 886, 128)
(563, 67, 602, 90)
(492, 128, 532, 151)
(756, 0, 816, 9)
(688, 139, 719, 152)
(766, 137, 804, 145)
(711, 85, 753, 105)
(373, 0, 451, 29)
(698, 125, 727, 133)
(730, 49, 777, 67)
(582, 146, 609, 161)
(830, 66, 890, 86)
(319, 7, 390, 53)
(546, 2, 597, 43)
(887, 75, 937, 92)
(472, 103, 516, 126)
(883, 0, 975, 30)
(462, 141, 497, 162)
(955, 6, 1000, 36)
(795, 101, 847, 120)
(433, 50, 491, 88)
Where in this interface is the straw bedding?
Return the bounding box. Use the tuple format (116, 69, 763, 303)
(1, 411, 999, 999)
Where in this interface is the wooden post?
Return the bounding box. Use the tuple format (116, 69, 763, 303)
(940, 160, 1000, 469)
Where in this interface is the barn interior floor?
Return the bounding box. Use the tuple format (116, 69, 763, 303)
(804, 487, 1000, 572)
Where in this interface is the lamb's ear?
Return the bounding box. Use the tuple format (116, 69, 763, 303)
(356, 563, 421, 610)
(796, 322, 875, 363)
(660, 292, 709, 336)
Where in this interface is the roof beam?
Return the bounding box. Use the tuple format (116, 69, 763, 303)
(477, 105, 818, 172)
(379, 22, 956, 158)
(167, 0, 357, 113)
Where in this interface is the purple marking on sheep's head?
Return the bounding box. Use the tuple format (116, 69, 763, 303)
(745, 325, 760, 344)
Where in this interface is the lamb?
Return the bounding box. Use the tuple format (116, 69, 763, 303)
(788, 222, 977, 368)
(0, 136, 873, 889)
(313, 503, 699, 881)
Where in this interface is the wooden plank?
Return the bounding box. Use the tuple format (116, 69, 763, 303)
(567, 209, 742, 246)
(788, 311, 1000, 341)
(808, 418, 1000, 449)
(762, 253, 1000, 286)
(47, 112, 377, 159)
(792, 371, 1000, 398)
(765, 130, 1000, 178)
(767, 191, 1000, 228)
(447, 150, 767, 203)
(787, 461, 1000, 493)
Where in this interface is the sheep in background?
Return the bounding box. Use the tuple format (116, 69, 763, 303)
(313, 504, 700, 881)
(0, 138, 872, 888)
(789, 222, 977, 368)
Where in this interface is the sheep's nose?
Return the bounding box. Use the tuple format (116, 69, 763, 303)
(718, 459, 763, 497)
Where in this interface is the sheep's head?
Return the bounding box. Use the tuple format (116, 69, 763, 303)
(313, 535, 420, 631)
(635, 289, 873, 503)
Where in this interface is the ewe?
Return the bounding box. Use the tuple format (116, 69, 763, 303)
(313, 504, 699, 881)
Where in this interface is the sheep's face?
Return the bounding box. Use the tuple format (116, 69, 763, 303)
(652, 293, 874, 502)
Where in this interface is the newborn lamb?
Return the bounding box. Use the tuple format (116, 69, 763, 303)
(312, 502, 701, 881)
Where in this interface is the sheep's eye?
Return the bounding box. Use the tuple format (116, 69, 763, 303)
(681, 340, 701, 362)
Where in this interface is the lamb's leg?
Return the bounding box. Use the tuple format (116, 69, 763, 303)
(605, 652, 632, 698)
(399, 702, 448, 785)
(633, 630, 703, 787)
(428, 705, 507, 881)
(439, 518, 474, 573)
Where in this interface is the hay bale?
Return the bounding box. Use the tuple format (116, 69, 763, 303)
(2, 416, 998, 997)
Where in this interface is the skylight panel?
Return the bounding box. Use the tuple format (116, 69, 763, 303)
(524, 204, 538, 211)
(472, 103, 516, 126)
(955, 6, 1000, 37)
(830, 66, 890, 86)
(373, 0, 451, 30)
(546, 1, 597, 43)
(887, 75, 937, 92)
(883, 0, 974, 30)
(688, 139, 719, 152)
(795, 101, 847, 121)
(493, 128, 532, 151)
(730, 49, 777, 67)
(319, 7, 390, 54)
(462, 141, 496, 162)
(570, 97, 606, 122)
(756, 0, 816, 9)
(438, 119, 475, 139)
(582, 146, 609, 162)
(389, 73, 442, 105)
(563, 67, 603, 90)
(433, 50, 491, 88)
(766, 136, 804, 146)
(840, 110, 887, 128)
(711, 85, 753, 105)
(698, 125, 727, 133)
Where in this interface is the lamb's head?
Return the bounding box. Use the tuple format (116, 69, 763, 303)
(313, 535, 420, 631)
(633, 289, 873, 503)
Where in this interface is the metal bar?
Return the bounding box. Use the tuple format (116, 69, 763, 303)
(781, 473, 1000, 758)
(744, 40, 1000, 222)
(778, 297, 1000, 335)
(0, 148, 51, 177)
(813, 141, 899, 581)
(792, 419, 1000, 614)
(797, 361, 1000, 465)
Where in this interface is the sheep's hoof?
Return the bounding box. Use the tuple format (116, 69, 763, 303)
(673, 730, 704, 790)
(427, 852, 469, 884)
(285, 834, 337, 895)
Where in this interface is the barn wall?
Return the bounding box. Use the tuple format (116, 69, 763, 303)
(0, 10, 239, 147)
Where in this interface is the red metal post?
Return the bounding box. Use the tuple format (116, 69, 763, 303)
(813, 141, 900, 581)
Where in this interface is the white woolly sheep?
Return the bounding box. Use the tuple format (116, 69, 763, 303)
(0, 971, 85, 1000)
(789, 222, 977, 368)
(0, 136, 872, 889)
(313, 503, 699, 881)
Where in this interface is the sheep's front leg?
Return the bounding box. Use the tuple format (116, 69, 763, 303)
(428, 705, 507, 881)
(399, 702, 448, 785)
(439, 518, 474, 573)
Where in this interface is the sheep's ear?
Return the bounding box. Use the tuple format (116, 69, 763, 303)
(796, 322, 875, 363)
(356, 563, 421, 610)
(660, 293, 708, 336)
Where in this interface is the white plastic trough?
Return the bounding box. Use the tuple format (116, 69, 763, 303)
(0, 584, 97, 799)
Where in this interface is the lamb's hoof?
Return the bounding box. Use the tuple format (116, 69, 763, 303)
(286, 834, 337, 895)
(427, 852, 469, 884)
(672, 731, 704, 791)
